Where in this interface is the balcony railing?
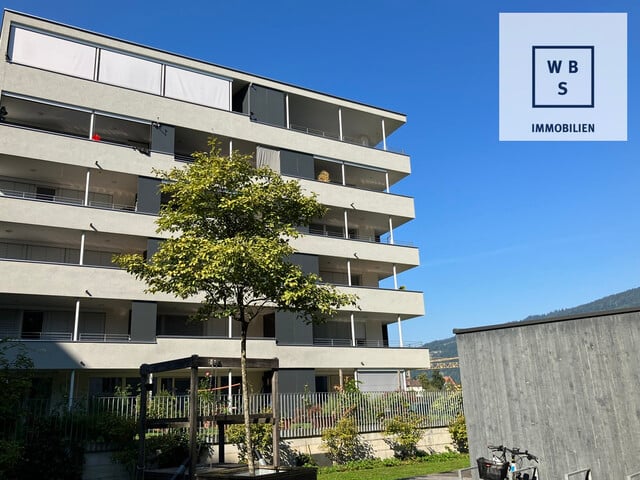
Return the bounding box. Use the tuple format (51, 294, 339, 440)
(78, 333, 131, 342)
(289, 123, 339, 140)
(0, 187, 136, 212)
(313, 338, 425, 348)
(6, 331, 130, 342)
(306, 227, 414, 248)
(20, 331, 73, 341)
(0, 241, 120, 268)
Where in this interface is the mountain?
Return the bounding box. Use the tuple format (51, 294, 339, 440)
(521, 286, 640, 321)
(421, 286, 640, 382)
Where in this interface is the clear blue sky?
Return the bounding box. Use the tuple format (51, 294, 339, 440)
(3, 0, 639, 343)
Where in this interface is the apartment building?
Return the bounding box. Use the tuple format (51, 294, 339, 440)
(0, 10, 427, 404)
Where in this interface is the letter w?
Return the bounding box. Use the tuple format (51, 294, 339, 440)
(547, 60, 562, 73)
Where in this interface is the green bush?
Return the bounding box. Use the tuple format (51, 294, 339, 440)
(321, 417, 373, 464)
(0, 439, 23, 479)
(448, 414, 468, 453)
(383, 413, 425, 459)
(20, 416, 85, 480)
(226, 422, 274, 464)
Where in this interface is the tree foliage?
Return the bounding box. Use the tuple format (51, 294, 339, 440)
(0, 339, 34, 418)
(417, 370, 446, 391)
(383, 413, 425, 459)
(448, 414, 468, 453)
(116, 141, 356, 472)
(321, 417, 373, 464)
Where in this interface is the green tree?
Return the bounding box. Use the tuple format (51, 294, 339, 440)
(448, 414, 468, 453)
(116, 141, 355, 473)
(0, 339, 34, 417)
(417, 369, 445, 391)
(321, 417, 373, 464)
(0, 339, 34, 478)
(383, 413, 425, 459)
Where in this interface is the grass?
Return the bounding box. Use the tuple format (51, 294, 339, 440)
(317, 452, 470, 480)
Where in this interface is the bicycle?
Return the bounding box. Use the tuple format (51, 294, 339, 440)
(477, 445, 539, 480)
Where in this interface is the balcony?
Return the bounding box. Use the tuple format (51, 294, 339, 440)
(0, 154, 139, 213)
(0, 221, 146, 268)
(237, 83, 406, 154)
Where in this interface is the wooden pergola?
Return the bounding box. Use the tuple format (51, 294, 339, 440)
(136, 355, 280, 480)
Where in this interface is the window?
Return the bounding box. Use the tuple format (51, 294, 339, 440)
(0, 94, 91, 138)
(93, 113, 151, 151)
(21, 311, 43, 339)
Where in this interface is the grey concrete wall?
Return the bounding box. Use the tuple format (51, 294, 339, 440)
(456, 309, 640, 480)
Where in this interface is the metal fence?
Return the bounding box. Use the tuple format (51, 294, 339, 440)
(4, 390, 462, 450)
(89, 389, 462, 438)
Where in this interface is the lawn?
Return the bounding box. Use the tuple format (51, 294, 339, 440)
(317, 453, 470, 480)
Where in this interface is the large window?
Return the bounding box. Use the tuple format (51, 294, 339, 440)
(0, 94, 91, 138)
(93, 113, 151, 150)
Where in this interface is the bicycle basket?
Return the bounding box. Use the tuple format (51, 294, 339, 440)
(477, 457, 508, 480)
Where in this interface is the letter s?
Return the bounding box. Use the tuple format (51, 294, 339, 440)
(558, 82, 568, 95)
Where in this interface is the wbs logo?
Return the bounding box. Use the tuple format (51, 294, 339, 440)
(499, 13, 626, 141)
(532, 46, 594, 108)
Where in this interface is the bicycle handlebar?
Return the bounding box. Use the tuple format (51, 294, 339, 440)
(487, 445, 538, 462)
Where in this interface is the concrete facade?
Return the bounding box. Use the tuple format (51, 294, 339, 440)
(455, 308, 640, 480)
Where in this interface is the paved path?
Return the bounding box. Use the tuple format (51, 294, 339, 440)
(412, 473, 459, 479)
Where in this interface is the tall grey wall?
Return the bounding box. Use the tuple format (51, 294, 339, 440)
(455, 309, 640, 480)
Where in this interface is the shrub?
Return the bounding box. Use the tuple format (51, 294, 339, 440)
(0, 439, 22, 479)
(448, 414, 468, 453)
(383, 413, 425, 459)
(20, 416, 85, 480)
(226, 422, 274, 464)
(321, 417, 373, 464)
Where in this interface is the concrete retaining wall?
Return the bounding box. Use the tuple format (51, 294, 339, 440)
(82, 428, 454, 479)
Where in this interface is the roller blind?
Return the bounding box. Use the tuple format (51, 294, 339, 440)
(98, 49, 162, 94)
(165, 65, 230, 110)
(9, 27, 96, 80)
(256, 146, 281, 173)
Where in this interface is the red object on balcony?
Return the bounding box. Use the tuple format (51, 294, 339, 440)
(92, 133, 101, 141)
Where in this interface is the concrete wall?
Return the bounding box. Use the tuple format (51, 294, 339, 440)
(455, 308, 640, 480)
(82, 427, 453, 479)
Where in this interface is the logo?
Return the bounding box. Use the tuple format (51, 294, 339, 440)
(499, 13, 627, 141)
(532, 46, 594, 108)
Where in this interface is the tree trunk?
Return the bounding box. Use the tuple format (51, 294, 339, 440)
(240, 319, 254, 475)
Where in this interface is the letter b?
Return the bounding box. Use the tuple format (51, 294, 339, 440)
(569, 60, 578, 73)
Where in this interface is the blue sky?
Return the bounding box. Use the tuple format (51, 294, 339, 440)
(2, 0, 639, 343)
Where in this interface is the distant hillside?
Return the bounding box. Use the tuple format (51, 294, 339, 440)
(522, 286, 640, 321)
(421, 286, 640, 382)
(423, 336, 458, 359)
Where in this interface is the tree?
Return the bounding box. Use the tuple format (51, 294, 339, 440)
(417, 369, 446, 391)
(116, 141, 355, 474)
(0, 339, 34, 418)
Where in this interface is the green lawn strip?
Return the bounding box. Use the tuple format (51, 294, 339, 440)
(318, 453, 470, 480)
